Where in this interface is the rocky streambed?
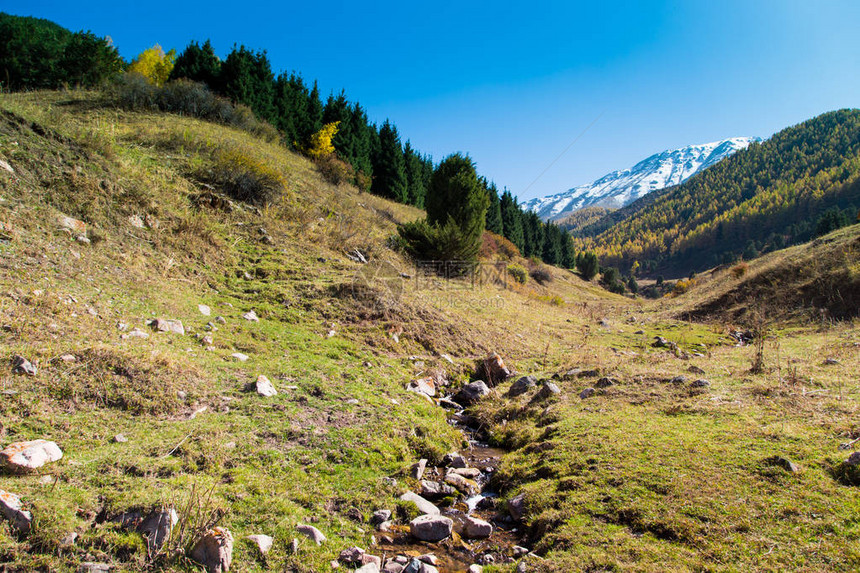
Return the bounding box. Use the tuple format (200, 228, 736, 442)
(362, 371, 534, 573)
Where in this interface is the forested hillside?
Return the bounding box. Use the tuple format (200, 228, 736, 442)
(575, 110, 860, 274)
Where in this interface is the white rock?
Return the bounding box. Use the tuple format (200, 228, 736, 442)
(0, 159, 14, 174)
(355, 563, 380, 573)
(231, 353, 249, 362)
(128, 215, 145, 229)
(58, 215, 86, 234)
(399, 491, 439, 515)
(1, 440, 63, 471)
(151, 318, 185, 335)
(0, 489, 32, 533)
(113, 434, 128, 443)
(296, 523, 326, 545)
(242, 310, 259, 322)
(11, 355, 37, 376)
(59, 354, 76, 363)
(198, 304, 211, 316)
(245, 375, 277, 397)
(246, 534, 273, 555)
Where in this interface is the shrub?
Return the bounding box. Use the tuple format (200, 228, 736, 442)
(398, 218, 483, 265)
(529, 266, 553, 285)
(480, 231, 521, 261)
(210, 148, 286, 206)
(731, 262, 749, 279)
(507, 264, 528, 284)
(108, 72, 158, 110)
(576, 251, 599, 280)
(315, 154, 355, 186)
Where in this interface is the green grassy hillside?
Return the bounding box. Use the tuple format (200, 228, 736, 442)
(0, 91, 859, 573)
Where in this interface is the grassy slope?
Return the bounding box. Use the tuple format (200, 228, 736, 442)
(0, 91, 858, 573)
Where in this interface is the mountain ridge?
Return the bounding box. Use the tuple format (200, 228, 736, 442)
(522, 137, 761, 220)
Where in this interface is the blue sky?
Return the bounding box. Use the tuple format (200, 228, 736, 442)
(9, 0, 860, 200)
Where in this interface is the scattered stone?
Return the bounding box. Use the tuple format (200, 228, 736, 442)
(0, 159, 14, 174)
(296, 523, 326, 544)
(339, 546, 366, 565)
(327, 329, 337, 338)
(245, 534, 273, 555)
(407, 377, 436, 397)
(418, 554, 438, 566)
(0, 489, 32, 533)
(670, 376, 687, 384)
(58, 215, 86, 234)
(599, 318, 611, 328)
(1, 440, 63, 471)
(448, 467, 481, 479)
(39, 475, 54, 485)
(113, 434, 128, 443)
(371, 509, 391, 525)
(128, 215, 145, 229)
(652, 336, 673, 348)
(515, 563, 527, 573)
(11, 355, 37, 376)
(410, 514, 453, 542)
(463, 516, 493, 538)
(578, 387, 595, 399)
(198, 304, 211, 316)
(60, 531, 78, 547)
(763, 456, 800, 473)
(215, 316, 227, 324)
(411, 459, 428, 480)
(136, 508, 178, 552)
(399, 491, 440, 515)
(445, 473, 479, 496)
(479, 352, 512, 386)
(190, 526, 233, 573)
(824, 358, 840, 365)
(355, 563, 380, 573)
(634, 330, 645, 335)
(513, 546, 529, 557)
(688, 366, 706, 375)
(453, 380, 490, 406)
(244, 375, 277, 397)
(438, 398, 462, 410)
(76, 235, 90, 244)
(468, 566, 483, 573)
(231, 353, 249, 362)
(442, 452, 468, 468)
(121, 328, 149, 340)
(595, 377, 616, 388)
(440, 354, 454, 365)
(419, 480, 457, 499)
(535, 382, 561, 400)
(691, 379, 710, 388)
(242, 310, 259, 322)
(508, 375, 537, 397)
(291, 537, 300, 553)
(508, 493, 526, 521)
(150, 318, 185, 335)
(59, 354, 77, 363)
(78, 563, 111, 572)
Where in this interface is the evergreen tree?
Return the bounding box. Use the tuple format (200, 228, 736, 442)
(577, 251, 599, 280)
(169, 39, 220, 86)
(372, 120, 408, 202)
(274, 72, 311, 148)
(404, 141, 427, 207)
(500, 189, 524, 250)
(220, 45, 276, 122)
(484, 181, 503, 235)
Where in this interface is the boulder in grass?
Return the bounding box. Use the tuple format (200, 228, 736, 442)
(477, 352, 511, 386)
(0, 489, 32, 534)
(244, 375, 277, 397)
(11, 355, 37, 376)
(463, 516, 493, 539)
(296, 523, 326, 544)
(246, 534, 273, 555)
(508, 376, 537, 397)
(0, 440, 63, 471)
(453, 381, 490, 406)
(190, 527, 233, 573)
(399, 491, 439, 515)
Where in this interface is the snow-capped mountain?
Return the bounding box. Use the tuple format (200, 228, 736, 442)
(521, 137, 761, 220)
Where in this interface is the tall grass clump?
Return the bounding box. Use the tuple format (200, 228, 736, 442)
(210, 147, 286, 206)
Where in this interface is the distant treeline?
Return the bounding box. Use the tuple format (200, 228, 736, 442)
(0, 12, 585, 270)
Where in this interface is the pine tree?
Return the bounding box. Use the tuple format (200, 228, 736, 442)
(372, 120, 408, 202)
(170, 39, 220, 86)
(220, 45, 275, 122)
(485, 181, 503, 235)
(500, 189, 524, 250)
(404, 141, 427, 207)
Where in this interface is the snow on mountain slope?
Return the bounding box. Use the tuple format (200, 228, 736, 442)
(521, 137, 761, 220)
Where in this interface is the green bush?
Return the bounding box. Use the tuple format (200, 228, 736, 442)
(397, 218, 484, 265)
(529, 266, 553, 285)
(210, 148, 286, 206)
(507, 264, 528, 284)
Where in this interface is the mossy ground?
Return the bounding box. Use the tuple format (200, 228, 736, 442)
(0, 91, 858, 572)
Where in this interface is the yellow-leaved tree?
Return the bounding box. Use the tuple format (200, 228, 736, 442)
(127, 44, 176, 86)
(304, 121, 339, 158)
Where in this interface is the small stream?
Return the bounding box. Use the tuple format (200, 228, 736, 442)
(374, 399, 525, 572)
